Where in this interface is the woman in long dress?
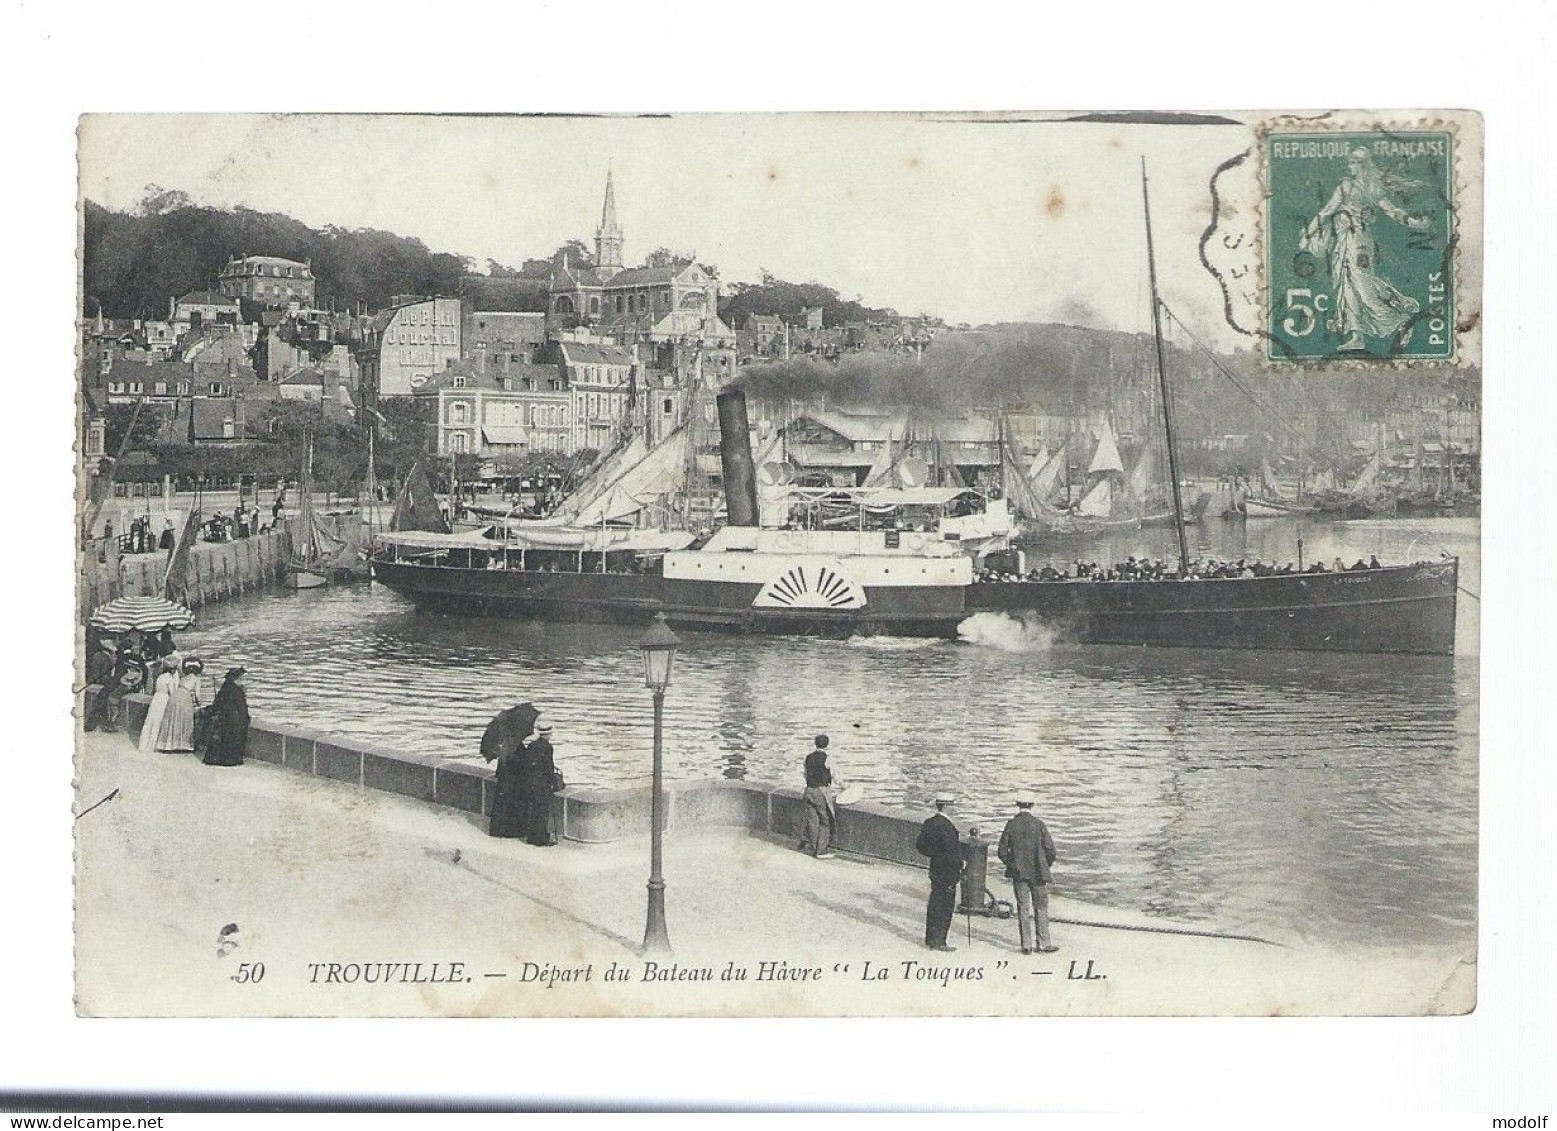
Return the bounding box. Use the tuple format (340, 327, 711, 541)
(488, 741, 528, 839)
(138, 652, 179, 753)
(156, 658, 201, 753)
(201, 667, 250, 767)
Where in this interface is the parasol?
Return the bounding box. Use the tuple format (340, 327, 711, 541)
(88, 595, 196, 633)
(480, 702, 539, 763)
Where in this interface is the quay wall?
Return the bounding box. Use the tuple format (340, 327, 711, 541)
(81, 527, 293, 618)
(105, 694, 944, 870)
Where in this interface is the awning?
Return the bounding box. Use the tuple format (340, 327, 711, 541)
(380, 525, 696, 554)
(481, 426, 529, 446)
(788, 486, 970, 507)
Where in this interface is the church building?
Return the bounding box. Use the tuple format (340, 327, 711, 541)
(547, 169, 736, 363)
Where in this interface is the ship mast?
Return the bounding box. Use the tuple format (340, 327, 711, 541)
(1141, 160, 1191, 574)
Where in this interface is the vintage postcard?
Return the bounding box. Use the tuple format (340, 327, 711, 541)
(74, 111, 1481, 1017)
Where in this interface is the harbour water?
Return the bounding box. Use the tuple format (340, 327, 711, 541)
(179, 515, 1478, 949)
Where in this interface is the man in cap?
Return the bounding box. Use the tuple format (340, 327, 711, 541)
(998, 790, 1058, 954)
(915, 793, 964, 952)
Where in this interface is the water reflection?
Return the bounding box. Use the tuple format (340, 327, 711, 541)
(178, 517, 1477, 948)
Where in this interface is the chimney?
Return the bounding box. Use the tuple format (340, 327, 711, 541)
(169, 296, 176, 320)
(716, 388, 759, 527)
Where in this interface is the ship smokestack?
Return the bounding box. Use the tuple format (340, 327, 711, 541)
(716, 388, 759, 527)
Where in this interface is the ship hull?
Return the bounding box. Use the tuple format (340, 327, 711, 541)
(965, 560, 1459, 654)
(371, 559, 966, 637)
(372, 559, 664, 623)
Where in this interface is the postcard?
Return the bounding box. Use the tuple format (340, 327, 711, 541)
(74, 110, 1480, 1017)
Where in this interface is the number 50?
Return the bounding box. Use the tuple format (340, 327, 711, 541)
(1282, 288, 1329, 337)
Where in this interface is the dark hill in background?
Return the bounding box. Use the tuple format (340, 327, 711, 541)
(82, 196, 467, 317)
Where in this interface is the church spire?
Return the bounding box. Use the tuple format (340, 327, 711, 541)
(595, 163, 624, 278)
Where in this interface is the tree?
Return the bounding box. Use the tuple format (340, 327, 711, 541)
(645, 247, 695, 269)
(103, 402, 172, 456)
(136, 184, 193, 216)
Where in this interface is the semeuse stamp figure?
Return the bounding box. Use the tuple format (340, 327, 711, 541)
(1266, 129, 1454, 362)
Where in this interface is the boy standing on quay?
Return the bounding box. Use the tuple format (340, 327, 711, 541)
(998, 791, 1059, 955)
(799, 734, 837, 859)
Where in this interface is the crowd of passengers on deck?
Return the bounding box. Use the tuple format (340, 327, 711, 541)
(975, 553, 1385, 584)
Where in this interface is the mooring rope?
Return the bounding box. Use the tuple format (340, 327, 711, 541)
(1049, 914, 1285, 947)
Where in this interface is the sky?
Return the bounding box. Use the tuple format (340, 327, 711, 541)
(78, 113, 1260, 342)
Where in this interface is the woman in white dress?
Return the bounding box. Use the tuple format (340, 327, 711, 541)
(156, 657, 202, 753)
(138, 651, 179, 754)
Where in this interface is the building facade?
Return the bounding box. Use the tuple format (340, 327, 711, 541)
(360, 296, 463, 399)
(219, 256, 317, 307)
(437, 383, 573, 461)
(558, 339, 634, 453)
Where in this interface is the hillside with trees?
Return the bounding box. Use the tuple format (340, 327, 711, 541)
(718, 273, 897, 328)
(82, 189, 468, 318)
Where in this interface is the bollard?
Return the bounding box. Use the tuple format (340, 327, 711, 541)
(959, 828, 992, 914)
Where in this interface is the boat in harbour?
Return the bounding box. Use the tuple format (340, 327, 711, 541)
(285, 436, 352, 590)
(372, 389, 977, 637)
(963, 163, 1458, 655)
(369, 168, 1458, 655)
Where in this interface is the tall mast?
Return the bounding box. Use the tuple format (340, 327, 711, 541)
(366, 422, 376, 545)
(1141, 159, 1191, 573)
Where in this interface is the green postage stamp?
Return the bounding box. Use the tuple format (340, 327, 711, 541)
(1265, 128, 1455, 363)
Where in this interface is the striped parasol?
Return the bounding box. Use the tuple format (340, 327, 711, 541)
(88, 595, 196, 633)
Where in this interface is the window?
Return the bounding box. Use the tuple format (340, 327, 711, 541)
(128, 381, 143, 394)
(452, 403, 468, 424)
(210, 383, 224, 396)
(155, 382, 167, 395)
(454, 375, 466, 389)
(453, 432, 467, 452)
(663, 398, 673, 414)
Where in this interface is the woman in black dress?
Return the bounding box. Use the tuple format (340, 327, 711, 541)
(201, 667, 250, 766)
(488, 742, 528, 839)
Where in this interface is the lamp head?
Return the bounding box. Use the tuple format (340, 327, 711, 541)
(637, 612, 680, 693)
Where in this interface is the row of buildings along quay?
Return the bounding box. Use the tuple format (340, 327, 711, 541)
(79, 168, 1480, 512)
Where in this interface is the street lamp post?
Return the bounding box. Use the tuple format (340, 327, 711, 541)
(637, 612, 680, 954)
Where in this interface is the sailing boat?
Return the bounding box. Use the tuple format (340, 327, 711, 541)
(284, 435, 348, 590)
(326, 424, 376, 581)
(964, 161, 1458, 655)
(1244, 456, 1317, 518)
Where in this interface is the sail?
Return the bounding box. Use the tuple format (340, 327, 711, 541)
(1347, 449, 1382, 497)
(323, 514, 362, 567)
(161, 505, 203, 604)
(1027, 445, 1066, 500)
(999, 435, 1046, 521)
(556, 434, 649, 521)
(1259, 458, 1281, 499)
(861, 432, 895, 488)
(574, 428, 690, 525)
(391, 461, 453, 533)
(1076, 476, 1114, 517)
(1126, 442, 1156, 504)
(1087, 419, 1124, 476)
